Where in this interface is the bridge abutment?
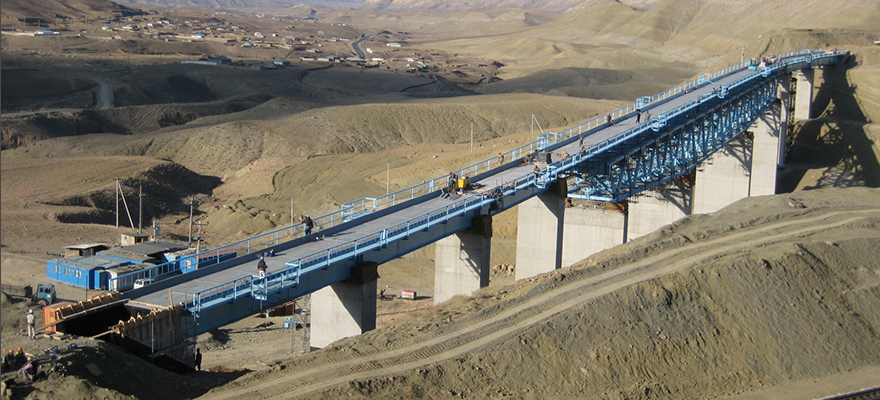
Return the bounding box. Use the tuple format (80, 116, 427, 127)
(515, 185, 566, 279)
(434, 216, 492, 305)
(310, 262, 378, 348)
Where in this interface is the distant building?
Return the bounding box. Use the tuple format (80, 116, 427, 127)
(34, 30, 60, 36)
(181, 59, 220, 66)
(254, 32, 265, 38)
(241, 41, 255, 47)
(274, 59, 290, 66)
(64, 244, 109, 258)
(192, 33, 206, 39)
(209, 55, 232, 64)
(120, 233, 150, 246)
(386, 42, 401, 47)
(101, 25, 114, 31)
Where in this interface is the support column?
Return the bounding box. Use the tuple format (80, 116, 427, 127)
(794, 68, 814, 121)
(561, 202, 626, 268)
(777, 82, 790, 166)
(627, 183, 691, 241)
(515, 184, 565, 280)
(750, 101, 782, 196)
(310, 262, 378, 348)
(434, 216, 491, 305)
(692, 139, 752, 214)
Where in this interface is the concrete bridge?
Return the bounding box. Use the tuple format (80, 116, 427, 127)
(58, 49, 848, 368)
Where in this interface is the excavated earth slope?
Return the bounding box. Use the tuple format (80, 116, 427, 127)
(198, 187, 880, 400)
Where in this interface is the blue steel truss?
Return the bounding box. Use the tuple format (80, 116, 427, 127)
(571, 74, 784, 202)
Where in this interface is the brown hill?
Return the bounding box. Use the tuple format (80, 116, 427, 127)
(0, 0, 143, 25)
(359, 0, 663, 14)
(392, 0, 880, 79)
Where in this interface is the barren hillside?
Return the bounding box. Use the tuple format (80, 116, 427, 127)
(195, 187, 880, 400)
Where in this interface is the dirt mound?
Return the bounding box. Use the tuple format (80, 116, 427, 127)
(0, 338, 234, 400)
(38, 161, 220, 226)
(0, 69, 96, 111)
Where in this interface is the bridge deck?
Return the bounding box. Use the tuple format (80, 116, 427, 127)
(130, 50, 846, 313)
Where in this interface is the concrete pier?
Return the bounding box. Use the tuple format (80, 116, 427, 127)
(627, 183, 691, 241)
(310, 263, 378, 348)
(794, 69, 814, 121)
(749, 101, 782, 196)
(777, 83, 790, 166)
(692, 139, 753, 214)
(516, 188, 565, 279)
(434, 216, 492, 305)
(560, 202, 626, 268)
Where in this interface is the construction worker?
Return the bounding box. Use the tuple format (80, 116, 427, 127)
(442, 172, 455, 198)
(497, 152, 504, 165)
(303, 215, 314, 235)
(194, 348, 202, 371)
(2, 349, 14, 372)
(14, 347, 26, 368)
(257, 256, 267, 277)
(19, 356, 36, 381)
(26, 309, 36, 339)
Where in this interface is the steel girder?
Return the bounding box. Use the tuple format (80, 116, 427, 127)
(570, 74, 783, 202)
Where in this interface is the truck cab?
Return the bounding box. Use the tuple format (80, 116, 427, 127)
(35, 284, 56, 306)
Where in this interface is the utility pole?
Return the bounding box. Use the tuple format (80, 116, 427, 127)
(194, 221, 208, 254)
(531, 111, 535, 140)
(115, 178, 119, 228)
(188, 196, 194, 245)
(470, 122, 474, 152)
(138, 185, 143, 234)
(290, 197, 294, 226)
(741, 45, 744, 63)
(386, 163, 390, 194)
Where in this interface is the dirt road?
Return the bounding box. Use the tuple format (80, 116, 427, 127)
(199, 208, 880, 399)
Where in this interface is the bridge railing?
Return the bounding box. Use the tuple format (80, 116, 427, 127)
(340, 140, 544, 216)
(282, 169, 537, 270)
(109, 222, 307, 291)
(182, 48, 847, 311)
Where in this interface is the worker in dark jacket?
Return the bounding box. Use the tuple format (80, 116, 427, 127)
(2, 349, 14, 371)
(194, 348, 202, 371)
(257, 256, 267, 277)
(14, 348, 26, 368)
(303, 215, 314, 235)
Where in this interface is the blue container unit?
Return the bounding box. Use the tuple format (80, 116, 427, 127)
(167, 249, 237, 274)
(47, 255, 132, 289)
